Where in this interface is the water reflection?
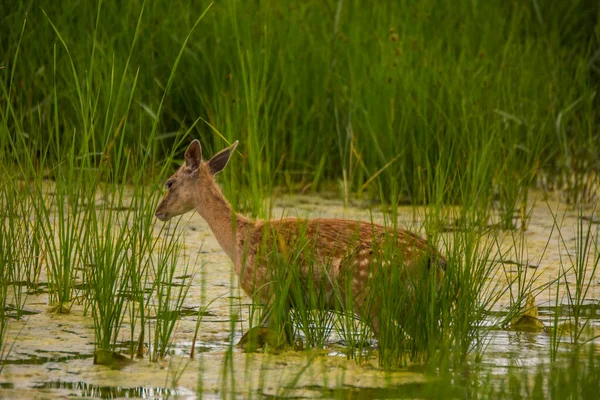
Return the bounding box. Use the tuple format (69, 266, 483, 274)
(34, 381, 184, 399)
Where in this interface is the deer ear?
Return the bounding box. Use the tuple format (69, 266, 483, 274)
(208, 141, 238, 175)
(184, 140, 202, 171)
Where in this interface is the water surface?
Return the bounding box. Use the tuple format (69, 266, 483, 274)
(1, 191, 599, 398)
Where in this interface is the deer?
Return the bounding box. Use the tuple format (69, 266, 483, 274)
(155, 139, 447, 350)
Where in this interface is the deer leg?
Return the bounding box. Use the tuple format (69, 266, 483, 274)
(238, 300, 293, 352)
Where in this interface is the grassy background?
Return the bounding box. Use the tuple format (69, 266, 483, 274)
(1, 0, 598, 215)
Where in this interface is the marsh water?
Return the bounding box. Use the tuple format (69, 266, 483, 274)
(1, 191, 599, 398)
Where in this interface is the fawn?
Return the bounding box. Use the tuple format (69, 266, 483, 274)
(155, 139, 446, 348)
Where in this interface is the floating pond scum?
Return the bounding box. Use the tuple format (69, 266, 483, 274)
(1, 0, 599, 398)
(1, 192, 600, 398)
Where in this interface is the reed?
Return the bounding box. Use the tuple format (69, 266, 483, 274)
(149, 219, 191, 361)
(0, 207, 9, 370)
(85, 192, 133, 353)
(2, 1, 596, 215)
(551, 206, 600, 346)
(0, 0, 211, 363)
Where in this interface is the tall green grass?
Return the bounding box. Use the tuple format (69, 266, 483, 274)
(149, 220, 191, 361)
(0, 189, 9, 370)
(2, 0, 598, 215)
(0, 1, 212, 364)
(0, 172, 36, 318)
(86, 192, 134, 354)
(553, 206, 600, 346)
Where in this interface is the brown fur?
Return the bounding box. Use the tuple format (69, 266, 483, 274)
(156, 140, 445, 334)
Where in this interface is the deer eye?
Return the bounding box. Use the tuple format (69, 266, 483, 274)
(166, 180, 175, 189)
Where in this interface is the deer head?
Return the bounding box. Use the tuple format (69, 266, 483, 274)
(155, 139, 238, 221)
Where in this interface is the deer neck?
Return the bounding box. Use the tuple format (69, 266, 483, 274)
(194, 179, 249, 262)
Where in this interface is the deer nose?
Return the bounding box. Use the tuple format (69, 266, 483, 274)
(155, 210, 166, 221)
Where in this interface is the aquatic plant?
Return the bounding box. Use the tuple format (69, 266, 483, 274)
(554, 206, 600, 345)
(496, 227, 555, 329)
(126, 184, 161, 359)
(149, 219, 191, 361)
(0, 0, 212, 364)
(85, 197, 133, 354)
(0, 174, 31, 319)
(250, 229, 340, 350)
(1, 1, 597, 215)
(0, 207, 9, 371)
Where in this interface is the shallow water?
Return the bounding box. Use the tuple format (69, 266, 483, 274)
(1, 191, 599, 398)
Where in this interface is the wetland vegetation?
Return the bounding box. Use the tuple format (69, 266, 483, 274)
(1, 0, 599, 398)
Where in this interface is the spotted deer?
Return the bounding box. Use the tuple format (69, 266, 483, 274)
(155, 139, 446, 347)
